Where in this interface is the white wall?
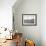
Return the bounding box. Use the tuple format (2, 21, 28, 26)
(13, 0, 41, 46)
(41, 0, 46, 46)
(0, 0, 16, 30)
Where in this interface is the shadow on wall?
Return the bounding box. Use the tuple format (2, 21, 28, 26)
(12, 0, 24, 10)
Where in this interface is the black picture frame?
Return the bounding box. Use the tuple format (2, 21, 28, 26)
(22, 14, 37, 26)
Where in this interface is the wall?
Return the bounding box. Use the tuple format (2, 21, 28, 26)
(41, 0, 46, 46)
(0, 0, 16, 30)
(13, 0, 41, 46)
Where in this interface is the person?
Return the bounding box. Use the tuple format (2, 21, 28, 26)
(15, 35, 22, 46)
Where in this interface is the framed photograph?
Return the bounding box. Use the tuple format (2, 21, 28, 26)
(22, 14, 37, 26)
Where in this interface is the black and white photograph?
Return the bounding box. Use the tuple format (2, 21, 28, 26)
(22, 14, 37, 26)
